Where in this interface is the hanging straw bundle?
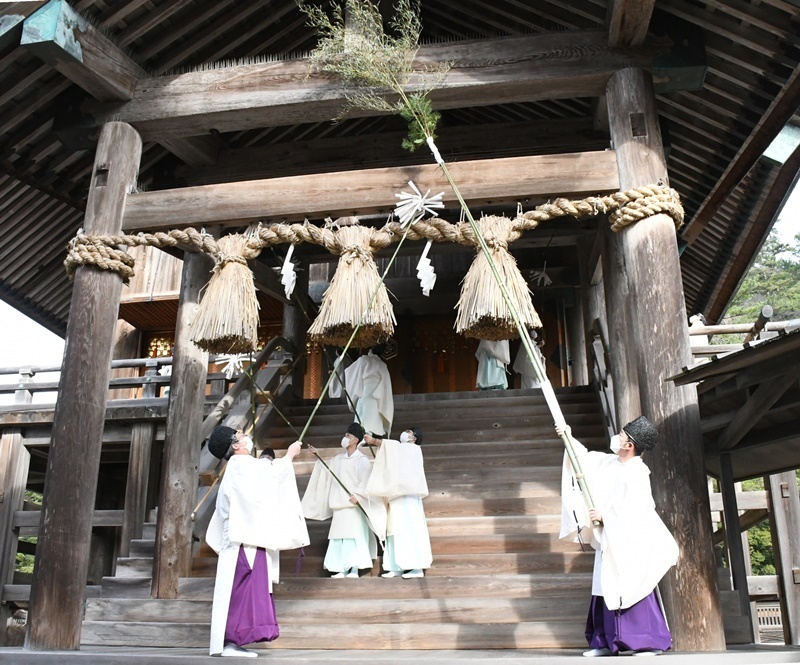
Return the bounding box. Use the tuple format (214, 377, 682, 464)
(308, 222, 396, 348)
(191, 233, 260, 354)
(455, 215, 541, 340)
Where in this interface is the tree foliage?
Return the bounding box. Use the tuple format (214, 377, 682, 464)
(724, 231, 800, 323)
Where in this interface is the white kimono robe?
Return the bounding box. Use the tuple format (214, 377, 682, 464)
(206, 454, 309, 656)
(328, 351, 350, 399)
(476, 339, 509, 390)
(513, 342, 544, 389)
(301, 449, 387, 567)
(560, 439, 679, 610)
(344, 351, 393, 436)
(366, 439, 432, 570)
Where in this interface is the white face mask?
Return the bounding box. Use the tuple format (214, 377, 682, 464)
(609, 435, 621, 454)
(240, 436, 254, 453)
(341, 436, 351, 448)
(399, 431, 414, 444)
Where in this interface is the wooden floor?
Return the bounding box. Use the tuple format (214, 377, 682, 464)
(1, 646, 799, 664)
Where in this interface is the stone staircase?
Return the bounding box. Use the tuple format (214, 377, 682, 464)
(82, 387, 606, 650)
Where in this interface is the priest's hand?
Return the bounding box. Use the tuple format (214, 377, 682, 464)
(588, 508, 602, 523)
(308, 445, 318, 455)
(286, 440, 303, 460)
(363, 434, 380, 446)
(349, 495, 359, 505)
(555, 424, 571, 438)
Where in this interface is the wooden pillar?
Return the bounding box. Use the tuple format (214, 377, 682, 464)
(606, 68, 726, 651)
(601, 221, 642, 427)
(282, 259, 308, 399)
(719, 454, 755, 637)
(767, 472, 800, 644)
(566, 294, 588, 386)
(119, 359, 158, 558)
(25, 122, 142, 650)
(151, 250, 213, 598)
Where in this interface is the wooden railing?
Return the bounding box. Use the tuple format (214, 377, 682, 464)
(0, 336, 298, 622)
(688, 306, 799, 362)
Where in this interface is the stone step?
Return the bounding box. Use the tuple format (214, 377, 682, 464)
(114, 559, 154, 578)
(190, 552, 594, 578)
(80, 619, 588, 649)
(129, 539, 154, 558)
(99, 576, 152, 599)
(85, 595, 588, 624)
(177, 572, 594, 600)
(196, 531, 578, 559)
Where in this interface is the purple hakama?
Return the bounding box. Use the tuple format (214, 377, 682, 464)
(224, 545, 279, 646)
(586, 591, 671, 654)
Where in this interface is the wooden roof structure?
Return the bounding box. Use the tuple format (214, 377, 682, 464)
(0, 0, 799, 337)
(671, 327, 800, 481)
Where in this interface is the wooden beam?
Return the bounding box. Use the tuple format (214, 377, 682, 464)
(20, 0, 145, 102)
(719, 454, 755, 633)
(123, 151, 620, 231)
(82, 31, 656, 141)
(716, 372, 798, 451)
(19, 0, 221, 167)
(682, 63, 800, 244)
(171, 117, 610, 186)
(768, 472, 800, 644)
(607, 0, 655, 47)
(0, 2, 45, 49)
(25, 122, 142, 651)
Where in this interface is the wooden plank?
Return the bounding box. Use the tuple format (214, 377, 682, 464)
(12, 509, 124, 530)
(20, 0, 146, 102)
(82, 31, 653, 141)
(607, 0, 655, 47)
(768, 472, 800, 644)
(25, 122, 142, 651)
(605, 68, 726, 651)
(151, 248, 214, 600)
(122, 151, 620, 231)
(708, 491, 768, 512)
(172, 117, 610, 186)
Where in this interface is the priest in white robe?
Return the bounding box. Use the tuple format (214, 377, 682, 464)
(364, 428, 432, 579)
(344, 347, 393, 436)
(558, 417, 678, 657)
(512, 330, 545, 389)
(301, 423, 386, 578)
(475, 339, 509, 390)
(205, 426, 309, 658)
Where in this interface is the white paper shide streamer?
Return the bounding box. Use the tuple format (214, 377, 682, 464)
(394, 180, 445, 228)
(281, 244, 297, 299)
(216, 353, 248, 380)
(416, 240, 436, 296)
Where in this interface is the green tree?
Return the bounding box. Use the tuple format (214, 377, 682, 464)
(724, 231, 800, 324)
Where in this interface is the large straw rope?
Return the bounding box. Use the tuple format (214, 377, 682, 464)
(63, 184, 682, 281)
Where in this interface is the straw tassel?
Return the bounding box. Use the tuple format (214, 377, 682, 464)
(308, 224, 396, 348)
(455, 215, 541, 340)
(191, 234, 260, 354)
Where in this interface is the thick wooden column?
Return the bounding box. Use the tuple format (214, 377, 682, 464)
(152, 251, 213, 598)
(606, 68, 726, 651)
(282, 259, 308, 400)
(25, 122, 142, 650)
(767, 472, 800, 644)
(601, 221, 642, 426)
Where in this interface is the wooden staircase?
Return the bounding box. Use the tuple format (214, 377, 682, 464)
(81, 387, 606, 650)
